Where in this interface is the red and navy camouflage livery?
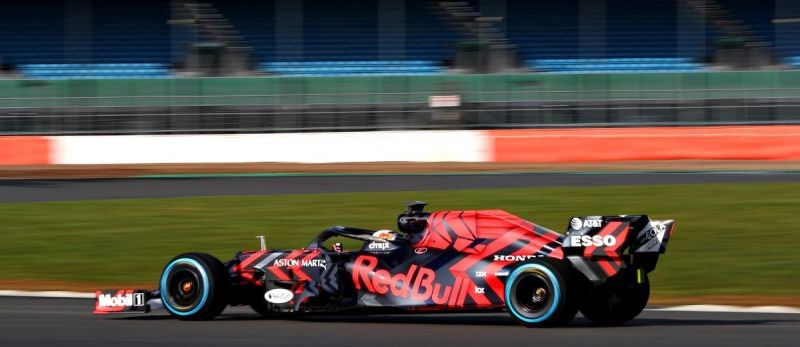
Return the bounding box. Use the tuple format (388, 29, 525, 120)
(94, 202, 674, 327)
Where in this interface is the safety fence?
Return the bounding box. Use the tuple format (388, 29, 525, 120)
(3, 71, 800, 134)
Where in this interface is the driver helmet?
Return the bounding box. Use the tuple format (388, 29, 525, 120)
(372, 229, 398, 241)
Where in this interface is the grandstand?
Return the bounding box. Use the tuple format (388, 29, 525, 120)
(0, 0, 173, 65)
(1, 0, 796, 79)
(1, 0, 800, 135)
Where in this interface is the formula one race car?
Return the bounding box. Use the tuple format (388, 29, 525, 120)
(94, 202, 674, 327)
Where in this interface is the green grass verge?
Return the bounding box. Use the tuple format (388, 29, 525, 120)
(1, 182, 799, 298)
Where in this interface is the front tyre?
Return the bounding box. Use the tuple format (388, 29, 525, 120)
(160, 253, 228, 320)
(580, 273, 650, 325)
(504, 260, 579, 327)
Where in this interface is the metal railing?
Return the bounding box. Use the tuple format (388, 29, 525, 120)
(3, 72, 800, 134)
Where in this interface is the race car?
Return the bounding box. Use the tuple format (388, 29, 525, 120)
(94, 202, 674, 327)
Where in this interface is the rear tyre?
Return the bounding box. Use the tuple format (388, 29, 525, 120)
(580, 273, 650, 325)
(504, 259, 580, 327)
(160, 253, 228, 320)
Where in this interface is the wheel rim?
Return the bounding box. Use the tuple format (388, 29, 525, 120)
(160, 258, 210, 316)
(511, 270, 555, 318)
(166, 267, 203, 309)
(505, 263, 562, 324)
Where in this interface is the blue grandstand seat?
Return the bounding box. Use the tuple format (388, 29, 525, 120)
(214, 0, 455, 62)
(502, 0, 715, 60)
(18, 63, 170, 79)
(260, 60, 442, 76)
(529, 57, 706, 73)
(0, 0, 734, 78)
(785, 56, 800, 69)
(0, 0, 174, 65)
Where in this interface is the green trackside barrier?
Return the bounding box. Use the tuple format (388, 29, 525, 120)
(1, 71, 800, 109)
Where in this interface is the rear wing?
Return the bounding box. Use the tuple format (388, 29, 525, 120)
(562, 215, 675, 283)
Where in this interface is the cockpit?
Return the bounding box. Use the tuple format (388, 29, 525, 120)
(307, 201, 430, 254)
(307, 226, 408, 254)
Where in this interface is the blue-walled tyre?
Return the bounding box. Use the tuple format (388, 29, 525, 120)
(160, 253, 228, 320)
(504, 259, 580, 327)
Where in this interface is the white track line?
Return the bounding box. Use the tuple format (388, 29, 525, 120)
(649, 305, 800, 314)
(0, 290, 94, 299)
(1, 290, 799, 314)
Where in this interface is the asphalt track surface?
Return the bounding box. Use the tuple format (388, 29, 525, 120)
(1, 297, 798, 347)
(3, 172, 800, 203)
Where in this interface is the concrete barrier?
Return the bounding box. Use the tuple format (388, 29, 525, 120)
(2, 126, 799, 165)
(0, 137, 51, 165)
(51, 131, 489, 165)
(488, 126, 800, 162)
